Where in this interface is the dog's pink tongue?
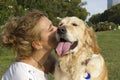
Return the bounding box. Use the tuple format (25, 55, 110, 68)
(56, 42, 72, 56)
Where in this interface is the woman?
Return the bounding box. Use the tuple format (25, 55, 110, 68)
(1, 10, 57, 80)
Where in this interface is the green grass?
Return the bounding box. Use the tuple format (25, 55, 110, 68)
(0, 48, 14, 78)
(0, 30, 120, 80)
(96, 30, 120, 80)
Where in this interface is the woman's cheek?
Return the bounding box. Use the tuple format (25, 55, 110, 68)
(48, 33, 57, 46)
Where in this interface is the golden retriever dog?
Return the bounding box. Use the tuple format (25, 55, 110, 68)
(54, 17, 108, 80)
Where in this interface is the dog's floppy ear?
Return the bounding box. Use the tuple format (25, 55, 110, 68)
(85, 27, 100, 54)
(56, 17, 62, 26)
(57, 17, 62, 20)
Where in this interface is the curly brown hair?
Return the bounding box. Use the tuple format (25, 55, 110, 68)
(1, 10, 45, 60)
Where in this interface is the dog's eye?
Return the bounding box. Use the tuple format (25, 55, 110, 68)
(59, 23, 63, 27)
(72, 23, 78, 26)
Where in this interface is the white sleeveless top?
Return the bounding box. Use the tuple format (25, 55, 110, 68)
(2, 62, 49, 80)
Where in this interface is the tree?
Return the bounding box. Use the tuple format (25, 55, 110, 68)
(100, 3, 120, 24)
(16, 0, 89, 23)
(0, 0, 89, 26)
(0, 0, 28, 26)
(89, 13, 102, 24)
(89, 3, 120, 25)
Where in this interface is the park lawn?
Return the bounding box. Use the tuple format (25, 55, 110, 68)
(0, 30, 120, 80)
(0, 48, 14, 78)
(96, 30, 120, 80)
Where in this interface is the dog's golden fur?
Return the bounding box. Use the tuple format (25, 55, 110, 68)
(54, 17, 108, 80)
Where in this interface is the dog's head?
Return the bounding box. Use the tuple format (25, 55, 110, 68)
(56, 17, 99, 56)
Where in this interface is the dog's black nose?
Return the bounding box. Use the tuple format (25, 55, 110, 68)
(57, 26, 67, 34)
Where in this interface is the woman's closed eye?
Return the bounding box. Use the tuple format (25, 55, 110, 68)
(48, 24, 54, 32)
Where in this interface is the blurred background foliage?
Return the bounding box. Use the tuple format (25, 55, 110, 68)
(0, 0, 120, 31)
(88, 3, 120, 31)
(0, 0, 89, 26)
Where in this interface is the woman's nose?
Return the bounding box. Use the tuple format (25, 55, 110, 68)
(53, 26, 57, 31)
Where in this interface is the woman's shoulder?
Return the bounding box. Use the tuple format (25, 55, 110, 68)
(2, 62, 33, 80)
(2, 62, 49, 80)
(10, 62, 45, 75)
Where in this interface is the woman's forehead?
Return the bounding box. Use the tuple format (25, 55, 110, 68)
(34, 17, 51, 31)
(40, 16, 51, 25)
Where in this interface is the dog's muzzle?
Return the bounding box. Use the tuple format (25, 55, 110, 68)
(56, 26, 78, 56)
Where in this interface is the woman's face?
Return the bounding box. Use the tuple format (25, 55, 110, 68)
(35, 16, 58, 50)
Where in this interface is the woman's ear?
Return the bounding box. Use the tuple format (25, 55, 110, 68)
(32, 41, 43, 50)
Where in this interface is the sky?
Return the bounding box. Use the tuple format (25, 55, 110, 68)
(82, 0, 107, 20)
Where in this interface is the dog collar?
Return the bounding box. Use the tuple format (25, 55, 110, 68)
(84, 72, 91, 80)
